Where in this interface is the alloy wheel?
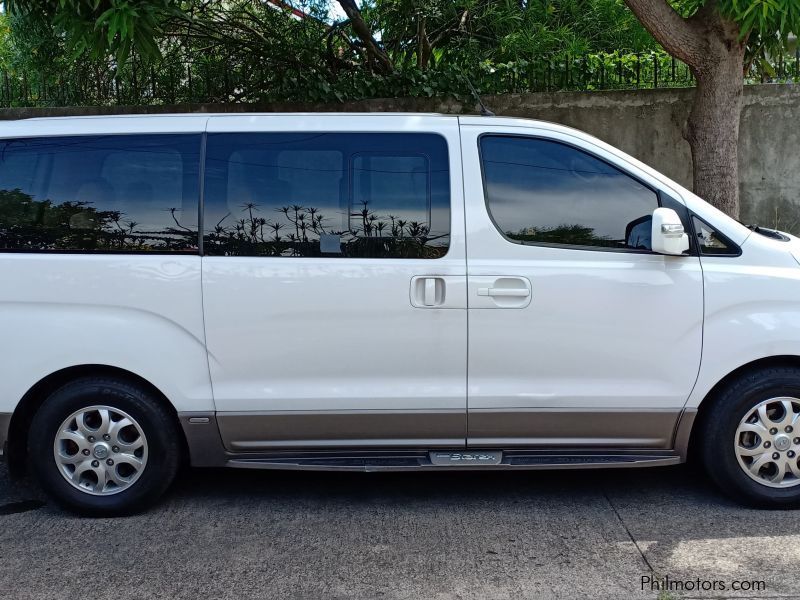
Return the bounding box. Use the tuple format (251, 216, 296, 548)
(734, 397, 800, 488)
(53, 405, 148, 496)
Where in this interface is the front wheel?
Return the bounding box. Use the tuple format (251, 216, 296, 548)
(29, 377, 181, 516)
(701, 366, 800, 508)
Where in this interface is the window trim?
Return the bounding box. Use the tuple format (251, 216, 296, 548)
(0, 132, 204, 255)
(477, 132, 692, 256)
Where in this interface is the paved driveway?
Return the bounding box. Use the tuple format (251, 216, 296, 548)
(0, 462, 798, 600)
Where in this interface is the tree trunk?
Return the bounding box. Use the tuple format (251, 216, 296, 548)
(685, 52, 745, 219)
(621, 0, 747, 219)
(417, 16, 432, 69)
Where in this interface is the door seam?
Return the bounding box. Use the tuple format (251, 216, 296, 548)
(457, 116, 469, 448)
(198, 121, 218, 413)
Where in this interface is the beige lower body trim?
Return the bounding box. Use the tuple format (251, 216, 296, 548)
(217, 410, 466, 451)
(468, 408, 682, 449)
(213, 407, 686, 453)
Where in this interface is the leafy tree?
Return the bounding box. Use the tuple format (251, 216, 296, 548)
(6, 0, 178, 62)
(370, 0, 656, 69)
(337, 0, 394, 72)
(623, 0, 800, 217)
(4, 0, 351, 104)
(5, 1, 800, 219)
(6, 1, 333, 63)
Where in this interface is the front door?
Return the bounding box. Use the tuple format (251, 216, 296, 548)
(460, 121, 704, 449)
(201, 115, 467, 451)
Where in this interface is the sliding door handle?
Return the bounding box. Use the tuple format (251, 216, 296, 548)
(411, 276, 449, 307)
(424, 277, 438, 306)
(477, 287, 531, 298)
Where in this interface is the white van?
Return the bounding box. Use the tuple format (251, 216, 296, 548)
(1, 113, 799, 515)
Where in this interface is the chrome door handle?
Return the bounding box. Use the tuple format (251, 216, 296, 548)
(477, 287, 531, 298)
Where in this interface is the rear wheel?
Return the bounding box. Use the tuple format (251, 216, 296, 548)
(701, 366, 800, 508)
(29, 377, 181, 516)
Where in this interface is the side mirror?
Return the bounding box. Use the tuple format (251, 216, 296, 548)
(651, 207, 689, 255)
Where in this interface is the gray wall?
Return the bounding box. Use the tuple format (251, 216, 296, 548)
(2, 84, 798, 231)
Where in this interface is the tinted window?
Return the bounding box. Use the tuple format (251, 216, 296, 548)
(203, 133, 450, 258)
(480, 136, 658, 250)
(0, 135, 200, 252)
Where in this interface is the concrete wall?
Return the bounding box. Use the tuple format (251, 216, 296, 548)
(1, 84, 798, 231)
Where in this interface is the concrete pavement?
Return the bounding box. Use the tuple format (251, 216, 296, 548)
(1, 462, 798, 600)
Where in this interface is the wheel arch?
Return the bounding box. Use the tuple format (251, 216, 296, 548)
(685, 355, 800, 462)
(6, 364, 187, 476)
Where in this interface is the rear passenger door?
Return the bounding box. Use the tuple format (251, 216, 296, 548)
(201, 115, 467, 451)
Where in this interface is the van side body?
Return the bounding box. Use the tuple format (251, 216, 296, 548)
(2, 113, 799, 513)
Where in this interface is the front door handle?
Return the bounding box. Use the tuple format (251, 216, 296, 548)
(470, 276, 532, 309)
(477, 287, 530, 298)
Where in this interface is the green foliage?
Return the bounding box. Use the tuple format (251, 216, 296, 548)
(7, 0, 180, 62)
(0, 0, 798, 108)
(0, 14, 11, 69)
(370, 0, 656, 69)
(668, 0, 800, 75)
(672, 0, 800, 41)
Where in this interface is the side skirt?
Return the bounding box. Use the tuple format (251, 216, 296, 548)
(226, 449, 681, 472)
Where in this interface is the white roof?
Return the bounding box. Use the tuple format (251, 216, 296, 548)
(0, 111, 583, 139)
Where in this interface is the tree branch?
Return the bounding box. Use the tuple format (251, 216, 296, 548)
(622, 0, 706, 67)
(336, 0, 394, 74)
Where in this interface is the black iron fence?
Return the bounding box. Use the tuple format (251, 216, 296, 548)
(474, 52, 698, 94)
(1, 49, 799, 108)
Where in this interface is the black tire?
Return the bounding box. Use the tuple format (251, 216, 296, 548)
(700, 366, 800, 508)
(28, 377, 181, 516)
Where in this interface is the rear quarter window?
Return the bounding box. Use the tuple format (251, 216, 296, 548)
(0, 134, 201, 253)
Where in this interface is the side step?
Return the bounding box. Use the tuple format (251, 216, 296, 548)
(227, 449, 681, 472)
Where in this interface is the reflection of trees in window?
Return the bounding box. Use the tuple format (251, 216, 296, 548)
(0, 188, 197, 252)
(205, 200, 449, 258)
(507, 224, 621, 248)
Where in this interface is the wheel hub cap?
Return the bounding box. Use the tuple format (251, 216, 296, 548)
(734, 397, 800, 488)
(92, 444, 109, 459)
(53, 406, 148, 496)
(775, 435, 792, 452)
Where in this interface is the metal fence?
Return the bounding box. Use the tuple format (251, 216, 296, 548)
(474, 52, 697, 94)
(1, 49, 799, 108)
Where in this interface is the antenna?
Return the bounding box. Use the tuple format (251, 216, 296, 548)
(463, 76, 495, 117)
